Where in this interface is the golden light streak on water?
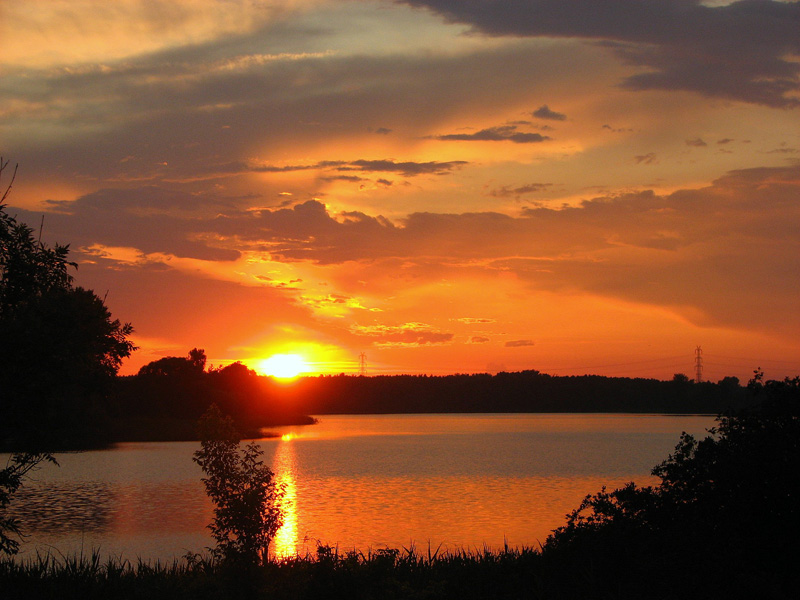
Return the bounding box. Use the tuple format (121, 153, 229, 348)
(271, 439, 298, 558)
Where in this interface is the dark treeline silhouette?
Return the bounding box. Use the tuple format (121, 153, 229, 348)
(269, 370, 749, 416)
(31, 359, 749, 446)
(109, 349, 316, 442)
(106, 365, 749, 443)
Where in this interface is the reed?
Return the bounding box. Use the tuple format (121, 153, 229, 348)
(1, 545, 547, 600)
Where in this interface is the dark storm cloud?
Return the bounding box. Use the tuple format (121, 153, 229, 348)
(532, 105, 566, 121)
(433, 125, 550, 143)
(399, 0, 800, 107)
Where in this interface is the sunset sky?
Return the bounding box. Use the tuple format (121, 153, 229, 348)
(2, 0, 799, 381)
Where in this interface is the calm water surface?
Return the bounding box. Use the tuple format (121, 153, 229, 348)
(6, 413, 715, 561)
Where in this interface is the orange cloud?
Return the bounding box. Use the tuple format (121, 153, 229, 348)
(350, 323, 454, 348)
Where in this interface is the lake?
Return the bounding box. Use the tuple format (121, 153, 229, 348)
(6, 413, 715, 561)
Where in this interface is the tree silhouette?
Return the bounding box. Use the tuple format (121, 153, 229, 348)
(1, 160, 135, 552)
(188, 347, 207, 371)
(1, 160, 75, 316)
(138, 348, 206, 378)
(193, 404, 284, 565)
(1, 187, 135, 448)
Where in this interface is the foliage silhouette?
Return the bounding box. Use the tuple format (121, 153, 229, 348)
(193, 404, 284, 566)
(541, 370, 800, 598)
(113, 355, 315, 442)
(109, 365, 748, 444)
(1, 159, 134, 554)
(0, 453, 58, 556)
(138, 348, 206, 377)
(0, 160, 75, 315)
(0, 161, 135, 450)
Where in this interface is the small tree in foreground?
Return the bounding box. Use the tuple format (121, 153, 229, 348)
(193, 404, 283, 565)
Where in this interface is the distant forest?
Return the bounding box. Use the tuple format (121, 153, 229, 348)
(105, 349, 750, 445)
(272, 370, 747, 416)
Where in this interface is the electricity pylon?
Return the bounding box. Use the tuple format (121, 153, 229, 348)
(694, 346, 703, 383)
(359, 352, 367, 377)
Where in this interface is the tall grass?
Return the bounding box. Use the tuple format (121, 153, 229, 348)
(1, 545, 549, 600)
(4, 537, 794, 599)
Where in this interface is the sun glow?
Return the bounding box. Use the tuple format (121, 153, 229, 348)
(258, 353, 308, 379)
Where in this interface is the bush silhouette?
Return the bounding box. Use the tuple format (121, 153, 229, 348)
(193, 404, 284, 565)
(542, 371, 800, 597)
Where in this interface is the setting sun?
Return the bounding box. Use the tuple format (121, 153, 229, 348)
(258, 353, 308, 379)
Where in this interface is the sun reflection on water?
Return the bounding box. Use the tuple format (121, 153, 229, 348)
(271, 438, 298, 558)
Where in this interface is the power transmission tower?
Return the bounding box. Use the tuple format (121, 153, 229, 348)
(694, 346, 703, 383)
(359, 352, 367, 377)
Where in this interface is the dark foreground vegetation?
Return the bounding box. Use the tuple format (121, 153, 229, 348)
(3, 373, 798, 600)
(1, 161, 136, 451)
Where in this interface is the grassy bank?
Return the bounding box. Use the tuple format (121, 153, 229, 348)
(3, 546, 539, 600)
(2, 540, 795, 600)
(0, 545, 583, 600)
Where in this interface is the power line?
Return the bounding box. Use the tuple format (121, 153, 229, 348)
(711, 354, 799, 366)
(543, 354, 690, 372)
